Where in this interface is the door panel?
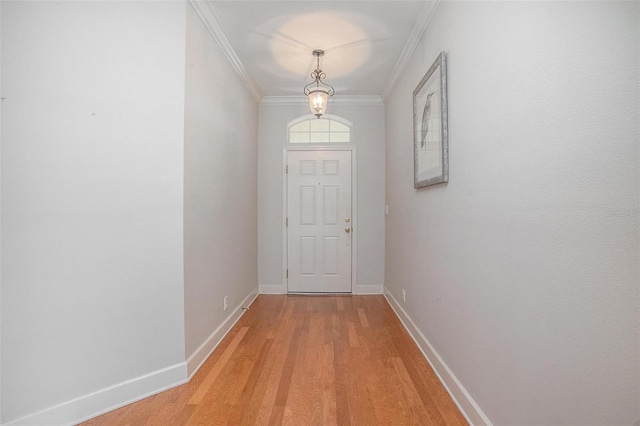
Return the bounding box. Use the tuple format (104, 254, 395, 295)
(323, 237, 339, 275)
(323, 186, 339, 225)
(299, 186, 316, 224)
(300, 237, 316, 275)
(287, 150, 352, 293)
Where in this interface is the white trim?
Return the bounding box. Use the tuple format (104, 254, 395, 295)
(351, 150, 358, 295)
(382, 0, 442, 101)
(259, 285, 286, 295)
(4, 290, 259, 425)
(188, 0, 262, 103)
(355, 285, 383, 295)
(282, 149, 288, 291)
(4, 363, 188, 426)
(262, 95, 383, 106)
(384, 288, 493, 426)
(283, 146, 358, 294)
(185, 289, 258, 378)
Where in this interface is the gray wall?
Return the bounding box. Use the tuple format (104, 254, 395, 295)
(0, 2, 261, 423)
(1, 1, 187, 422)
(184, 4, 259, 365)
(385, 1, 639, 424)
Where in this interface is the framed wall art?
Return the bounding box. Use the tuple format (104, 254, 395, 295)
(413, 51, 448, 188)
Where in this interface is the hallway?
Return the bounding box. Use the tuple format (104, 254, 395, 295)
(82, 296, 467, 425)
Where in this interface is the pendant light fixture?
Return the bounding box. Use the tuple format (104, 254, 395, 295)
(303, 49, 335, 119)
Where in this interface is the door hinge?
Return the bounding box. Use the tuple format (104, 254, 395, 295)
(286, 269, 288, 278)
(286, 217, 288, 226)
(286, 165, 288, 174)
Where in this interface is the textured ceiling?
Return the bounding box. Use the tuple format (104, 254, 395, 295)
(207, 1, 431, 97)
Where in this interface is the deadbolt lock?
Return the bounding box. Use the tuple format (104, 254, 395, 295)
(345, 218, 351, 223)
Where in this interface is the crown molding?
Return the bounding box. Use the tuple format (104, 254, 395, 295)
(382, 0, 441, 102)
(260, 95, 383, 106)
(189, 0, 263, 103)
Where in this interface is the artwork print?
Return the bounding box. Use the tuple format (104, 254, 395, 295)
(413, 51, 448, 188)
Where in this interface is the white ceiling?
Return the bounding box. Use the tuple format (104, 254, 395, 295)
(205, 1, 435, 99)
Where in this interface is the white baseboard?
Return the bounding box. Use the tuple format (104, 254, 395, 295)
(384, 287, 492, 426)
(186, 289, 259, 378)
(259, 284, 285, 294)
(5, 289, 260, 426)
(4, 363, 188, 426)
(356, 284, 384, 295)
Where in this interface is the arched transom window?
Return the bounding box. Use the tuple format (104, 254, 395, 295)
(288, 115, 352, 144)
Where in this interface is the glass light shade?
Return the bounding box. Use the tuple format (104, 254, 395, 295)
(308, 88, 330, 118)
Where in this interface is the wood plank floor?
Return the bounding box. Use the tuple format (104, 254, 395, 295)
(81, 295, 467, 425)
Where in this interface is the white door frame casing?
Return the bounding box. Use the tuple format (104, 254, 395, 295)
(283, 146, 358, 294)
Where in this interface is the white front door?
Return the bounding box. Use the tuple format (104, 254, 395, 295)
(287, 149, 352, 293)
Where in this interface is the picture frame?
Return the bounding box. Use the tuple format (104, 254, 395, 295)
(413, 51, 448, 188)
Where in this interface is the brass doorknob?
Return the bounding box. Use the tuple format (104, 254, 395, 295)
(345, 227, 351, 233)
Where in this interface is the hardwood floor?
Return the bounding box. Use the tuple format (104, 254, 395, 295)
(82, 295, 467, 425)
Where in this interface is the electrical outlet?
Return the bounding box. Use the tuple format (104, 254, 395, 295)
(223, 296, 228, 311)
(402, 289, 406, 303)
